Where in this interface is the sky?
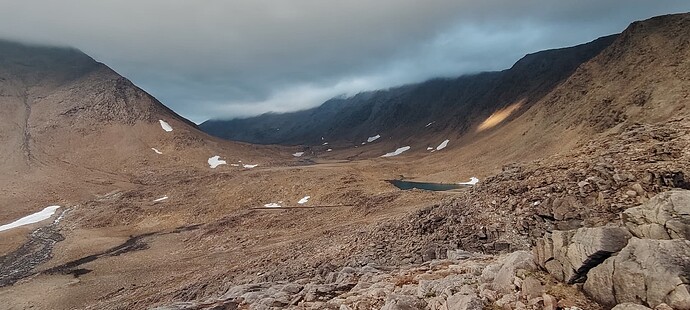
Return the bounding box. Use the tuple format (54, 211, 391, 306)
(1, 1, 689, 123)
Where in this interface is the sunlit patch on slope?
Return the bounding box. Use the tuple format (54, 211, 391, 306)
(476, 99, 524, 132)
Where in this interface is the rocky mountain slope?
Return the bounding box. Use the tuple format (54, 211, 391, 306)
(0, 40, 283, 242)
(200, 34, 617, 145)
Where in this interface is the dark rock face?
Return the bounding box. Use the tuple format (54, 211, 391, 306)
(200, 35, 617, 145)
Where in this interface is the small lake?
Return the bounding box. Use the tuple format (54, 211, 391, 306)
(387, 180, 469, 191)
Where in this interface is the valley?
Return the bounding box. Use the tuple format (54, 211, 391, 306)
(0, 12, 689, 310)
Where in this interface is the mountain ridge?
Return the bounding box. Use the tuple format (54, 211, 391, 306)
(199, 34, 618, 145)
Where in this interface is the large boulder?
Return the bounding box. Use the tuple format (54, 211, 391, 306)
(534, 226, 631, 283)
(622, 189, 690, 240)
(491, 251, 536, 293)
(584, 238, 690, 309)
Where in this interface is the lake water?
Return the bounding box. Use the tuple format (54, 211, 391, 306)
(387, 180, 468, 191)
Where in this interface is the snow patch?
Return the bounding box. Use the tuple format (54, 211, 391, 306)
(425, 122, 435, 127)
(293, 152, 304, 157)
(0, 206, 61, 232)
(323, 142, 329, 145)
(367, 134, 381, 143)
(151, 148, 163, 155)
(264, 203, 282, 208)
(298, 196, 310, 204)
(153, 196, 169, 202)
(327, 149, 333, 152)
(208, 156, 227, 168)
(426, 147, 434, 151)
(458, 177, 480, 185)
(436, 139, 450, 151)
(159, 120, 173, 132)
(243, 164, 258, 169)
(231, 164, 240, 167)
(381, 146, 411, 157)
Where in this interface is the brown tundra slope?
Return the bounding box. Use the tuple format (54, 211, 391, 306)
(0, 13, 688, 310)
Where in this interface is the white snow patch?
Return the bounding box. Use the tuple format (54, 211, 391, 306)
(151, 148, 163, 155)
(436, 139, 450, 151)
(231, 164, 240, 167)
(458, 177, 480, 185)
(153, 196, 169, 202)
(367, 134, 381, 143)
(426, 147, 434, 151)
(327, 149, 333, 152)
(298, 196, 310, 204)
(243, 164, 258, 169)
(293, 152, 304, 157)
(381, 146, 411, 157)
(425, 122, 435, 127)
(361, 142, 366, 145)
(0, 206, 61, 232)
(323, 142, 329, 145)
(264, 203, 282, 208)
(159, 120, 173, 132)
(208, 156, 227, 168)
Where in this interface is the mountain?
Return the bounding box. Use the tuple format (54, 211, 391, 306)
(0, 40, 279, 227)
(199, 35, 617, 145)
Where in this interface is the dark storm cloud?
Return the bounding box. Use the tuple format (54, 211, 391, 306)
(1, 1, 689, 123)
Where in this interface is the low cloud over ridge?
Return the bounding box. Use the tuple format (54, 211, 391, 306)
(1, 1, 689, 123)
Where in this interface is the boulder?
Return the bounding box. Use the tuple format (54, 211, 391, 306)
(492, 251, 536, 293)
(445, 293, 484, 310)
(622, 189, 690, 240)
(520, 276, 544, 299)
(380, 294, 427, 310)
(534, 226, 631, 283)
(611, 303, 653, 310)
(584, 238, 690, 309)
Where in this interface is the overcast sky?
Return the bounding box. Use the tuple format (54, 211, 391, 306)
(1, 1, 689, 123)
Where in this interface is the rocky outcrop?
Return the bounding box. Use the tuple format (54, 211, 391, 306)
(534, 227, 631, 283)
(535, 190, 690, 309)
(584, 238, 690, 309)
(151, 250, 590, 310)
(622, 189, 690, 240)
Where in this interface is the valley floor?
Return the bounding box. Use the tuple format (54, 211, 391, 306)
(1, 120, 690, 310)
